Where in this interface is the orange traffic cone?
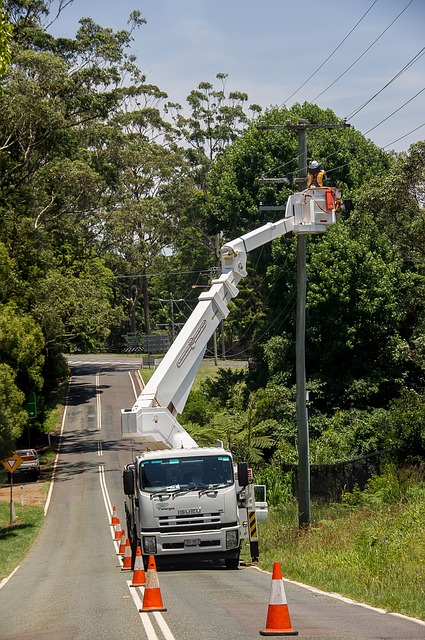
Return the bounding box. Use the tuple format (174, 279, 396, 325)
(118, 532, 127, 556)
(114, 520, 124, 541)
(130, 546, 146, 587)
(111, 505, 119, 526)
(260, 562, 298, 636)
(121, 539, 132, 571)
(139, 556, 166, 612)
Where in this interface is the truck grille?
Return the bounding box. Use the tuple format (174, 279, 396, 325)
(162, 539, 220, 550)
(158, 512, 236, 533)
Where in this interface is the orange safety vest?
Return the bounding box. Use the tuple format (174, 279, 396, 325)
(307, 169, 326, 187)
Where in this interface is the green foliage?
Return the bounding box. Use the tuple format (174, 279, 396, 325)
(386, 389, 425, 464)
(307, 213, 410, 409)
(0, 362, 27, 458)
(255, 464, 294, 506)
(0, 303, 44, 393)
(199, 367, 246, 406)
(180, 390, 216, 428)
(0, 7, 12, 76)
(166, 73, 258, 192)
(31, 261, 121, 352)
(259, 467, 425, 619)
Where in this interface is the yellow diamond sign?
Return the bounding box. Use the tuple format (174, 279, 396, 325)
(1, 452, 24, 474)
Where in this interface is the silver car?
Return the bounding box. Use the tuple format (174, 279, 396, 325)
(15, 449, 41, 481)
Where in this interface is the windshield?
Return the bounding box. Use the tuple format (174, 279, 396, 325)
(140, 455, 234, 493)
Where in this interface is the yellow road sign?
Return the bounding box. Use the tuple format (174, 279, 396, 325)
(1, 452, 24, 474)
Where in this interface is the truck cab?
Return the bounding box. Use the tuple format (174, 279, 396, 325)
(124, 447, 250, 568)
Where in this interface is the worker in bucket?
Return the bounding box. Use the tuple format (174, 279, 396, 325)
(307, 160, 327, 187)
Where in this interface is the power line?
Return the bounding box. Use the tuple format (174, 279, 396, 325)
(281, 0, 378, 106)
(382, 121, 425, 149)
(113, 268, 215, 279)
(345, 46, 425, 121)
(310, 0, 414, 103)
(364, 86, 425, 135)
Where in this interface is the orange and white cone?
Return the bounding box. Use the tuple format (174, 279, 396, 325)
(117, 533, 127, 556)
(130, 546, 146, 587)
(121, 539, 132, 571)
(111, 505, 119, 526)
(260, 562, 298, 636)
(139, 556, 166, 612)
(114, 520, 124, 541)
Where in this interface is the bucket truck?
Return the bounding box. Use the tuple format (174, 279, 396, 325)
(121, 186, 338, 568)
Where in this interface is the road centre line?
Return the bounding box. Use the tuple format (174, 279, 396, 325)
(127, 582, 159, 640)
(126, 580, 176, 640)
(98, 465, 176, 639)
(152, 610, 176, 640)
(96, 372, 102, 429)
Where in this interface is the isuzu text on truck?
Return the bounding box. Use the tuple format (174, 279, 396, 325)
(121, 184, 339, 567)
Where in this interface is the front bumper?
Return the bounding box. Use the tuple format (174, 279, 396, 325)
(141, 526, 240, 557)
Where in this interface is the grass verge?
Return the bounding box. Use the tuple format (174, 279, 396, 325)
(247, 472, 425, 621)
(140, 361, 238, 388)
(0, 502, 45, 580)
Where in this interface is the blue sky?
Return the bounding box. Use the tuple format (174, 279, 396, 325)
(49, 0, 425, 153)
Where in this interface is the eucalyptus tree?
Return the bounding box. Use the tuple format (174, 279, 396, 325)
(0, 0, 166, 423)
(166, 73, 261, 191)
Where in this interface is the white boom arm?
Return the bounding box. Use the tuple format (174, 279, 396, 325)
(121, 187, 337, 449)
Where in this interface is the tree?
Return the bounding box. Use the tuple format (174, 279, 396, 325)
(0, 5, 12, 76)
(0, 363, 27, 459)
(166, 73, 261, 193)
(0, 303, 44, 395)
(355, 142, 425, 385)
(31, 260, 121, 352)
(305, 212, 411, 409)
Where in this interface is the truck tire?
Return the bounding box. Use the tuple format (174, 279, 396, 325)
(225, 556, 240, 570)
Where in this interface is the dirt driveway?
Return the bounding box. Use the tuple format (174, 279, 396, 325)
(0, 479, 47, 506)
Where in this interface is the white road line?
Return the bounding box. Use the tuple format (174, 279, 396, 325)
(98, 441, 103, 457)
(96, 372, 102, 429)
(127, 582, 159, 640)
(99, 466, 176, 639)
(152, 611, 176, 640)
(98, 465, 114, 533)
(44, 386, 70, 515)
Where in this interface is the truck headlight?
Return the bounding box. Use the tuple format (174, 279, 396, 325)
(143, 536, 157, 555)
(226, 530, 239, 549)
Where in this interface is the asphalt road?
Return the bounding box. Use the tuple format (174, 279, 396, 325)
(0, 355, 423, 640)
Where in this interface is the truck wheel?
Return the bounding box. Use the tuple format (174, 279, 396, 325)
(225, 556, 240, 570)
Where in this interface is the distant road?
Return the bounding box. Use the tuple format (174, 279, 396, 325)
(0, 356, 423, 640)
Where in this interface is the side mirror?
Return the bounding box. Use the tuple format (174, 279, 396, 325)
(123, 466, 135, 496)
(237, 461, 249, 487)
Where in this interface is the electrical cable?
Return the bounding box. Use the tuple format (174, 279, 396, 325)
(382, 121, 425, 148)
(310, 0, 414, 102)
(345, 45, 425, 121)
(280, 0, 378, 106)
(363, 86, 425, 135)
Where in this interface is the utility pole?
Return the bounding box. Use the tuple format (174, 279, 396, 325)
(259, 118, 349, 528)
